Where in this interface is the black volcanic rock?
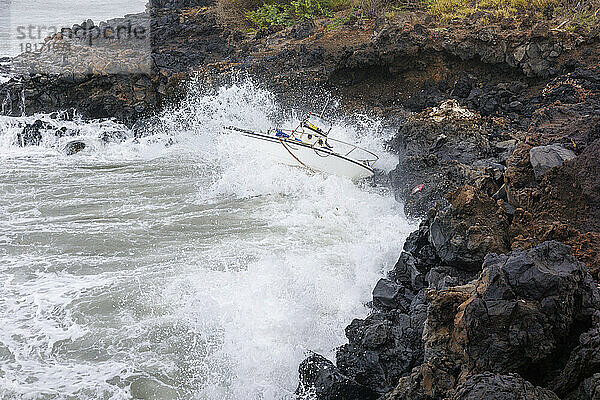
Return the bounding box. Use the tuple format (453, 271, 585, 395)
(427, 185, 510, 271)
(388, 101, 506, 217)
(149, 0, 215, 9)
(297, 353, 378, 400)
(387, 241, 598, 399)
(16, 120, 46, 146)
(551, 324, 600, 397)
(335, 298, 427, 394)
(372, 279, 413, 311)
(529, 143, 576, 179)
(99, 130, 129, 143)
(455, 241, 596, 379)
(564, 373, 600, 400)
(63, 140, 86, 155)
(450, 373, 560, 400)
(289, 20, 316, 40)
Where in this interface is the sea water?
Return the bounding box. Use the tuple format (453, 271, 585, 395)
(0, 80, 415, 399)
(0, 0, 149, 57)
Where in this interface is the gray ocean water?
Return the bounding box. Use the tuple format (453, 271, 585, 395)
(0, 81, 415, 399)
(1, 0, 149, 57)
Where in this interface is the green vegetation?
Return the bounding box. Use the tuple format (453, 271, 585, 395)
(560, 0, 600, 29)
(246, 0, 334, 27)
(329, 0, 355, 10)
(246, 4, 294, 27)
(327, 7, 365, 29)
(426, 0, 599, 25)
(292, 0, 333, 19)
(427, 0, 560, 21)
(235, 0, 599, 30)
(327, 15, 351, 29)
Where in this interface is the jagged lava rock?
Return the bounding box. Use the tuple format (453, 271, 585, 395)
(509, 138, 600, 237)
(16, 120, 46, 146)
(389, 241, 598, 399)
(335, 294, 428, 394)
(529, 143, 576, 179)
(557, 139, 600, 232)
(372, 278, 414, 311)
(450, 373, 560, 400)
(297, 353, 377, 400)
(63, 140, 86, 155)
(564, 373, 600, 400)
(389, 100, 508, 217)
(454, 241, 596, 380)
(504, 143, 537, 208)
(428, 185, 510, 271)
(551, 323, 600, 397)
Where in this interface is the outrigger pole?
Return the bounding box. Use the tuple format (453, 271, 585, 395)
(318, 97, 331, 119)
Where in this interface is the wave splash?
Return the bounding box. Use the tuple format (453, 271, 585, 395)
(0, 79, 414, 400)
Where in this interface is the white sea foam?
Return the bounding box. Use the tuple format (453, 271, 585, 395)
(0, 79, 415, 399)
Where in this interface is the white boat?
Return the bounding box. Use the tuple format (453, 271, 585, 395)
(224, 114, 378, 180)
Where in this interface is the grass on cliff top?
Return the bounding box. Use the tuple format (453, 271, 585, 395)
(561, 0, 600, 30)
(428, 0, 558, 20)
(221, 0, 599, 30)
(428, 0, 599, 25)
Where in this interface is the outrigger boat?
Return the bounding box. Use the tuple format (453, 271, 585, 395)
(224, 113, 378, 180)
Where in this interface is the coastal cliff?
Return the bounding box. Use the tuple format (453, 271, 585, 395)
(1, 0, 599, 398)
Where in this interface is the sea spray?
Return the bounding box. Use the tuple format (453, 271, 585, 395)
(0, 79, 415, 399)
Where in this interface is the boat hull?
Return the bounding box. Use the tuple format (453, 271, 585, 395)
(239, 131, 374, 180)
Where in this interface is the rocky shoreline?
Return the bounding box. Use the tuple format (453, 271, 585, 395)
(294, 21, 600, 399)
(1, 1, 599, 398)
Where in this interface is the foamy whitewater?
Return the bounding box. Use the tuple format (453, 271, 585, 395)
(0, 80, 415, 400)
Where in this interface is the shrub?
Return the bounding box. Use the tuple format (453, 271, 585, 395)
(246, 3, 295, 26)
(246, 0, 333, 27)
(327, 14, 351, 28)
(292, 0, 333, 19)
